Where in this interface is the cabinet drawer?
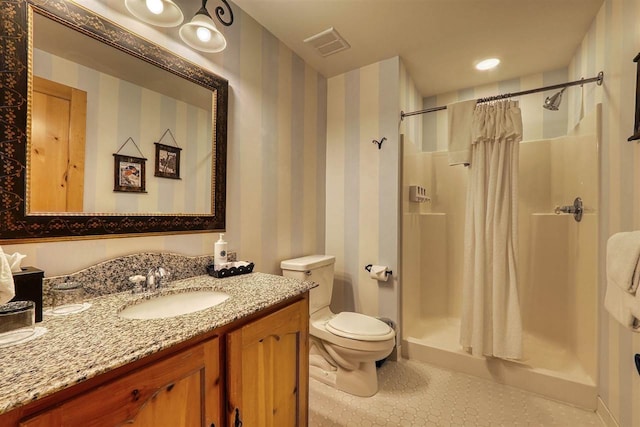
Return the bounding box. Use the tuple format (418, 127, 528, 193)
(20, 337, 220, 427)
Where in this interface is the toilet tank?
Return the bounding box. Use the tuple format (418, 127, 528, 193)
(280, 255, 335, 315)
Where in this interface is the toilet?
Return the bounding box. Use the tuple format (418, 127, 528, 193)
(281, 254, 395, 397)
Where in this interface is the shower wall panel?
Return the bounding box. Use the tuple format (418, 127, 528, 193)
(401, 135, 424, 336)
(424, 152, 467, 317)
(420, 213, 448, 318)
(402, 212, 422, 327)
(521, 214, 572, 347)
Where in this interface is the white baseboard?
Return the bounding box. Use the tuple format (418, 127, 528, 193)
(597, 396, 619, 427)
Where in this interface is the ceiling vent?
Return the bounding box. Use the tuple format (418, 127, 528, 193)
(303, 27, 350, 57)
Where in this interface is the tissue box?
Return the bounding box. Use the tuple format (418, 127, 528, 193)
(10, 267, 43, 322)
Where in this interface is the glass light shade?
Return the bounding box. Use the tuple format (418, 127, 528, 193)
(179, 14, 227, 53)
(125, 0, 184, 27)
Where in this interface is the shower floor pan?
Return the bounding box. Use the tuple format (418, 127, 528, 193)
(401, 317, 597, 410)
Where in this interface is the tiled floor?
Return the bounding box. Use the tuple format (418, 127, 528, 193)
(309, 358, 604, 427)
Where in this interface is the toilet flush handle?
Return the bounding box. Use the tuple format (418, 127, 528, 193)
(304, 270, 312, 276)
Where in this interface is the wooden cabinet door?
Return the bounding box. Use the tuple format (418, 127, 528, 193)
(226, 299, 309, 427)
(20, 337, 221, 427)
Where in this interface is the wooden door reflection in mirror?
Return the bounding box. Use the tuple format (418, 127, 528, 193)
(30, 76, 87, 212)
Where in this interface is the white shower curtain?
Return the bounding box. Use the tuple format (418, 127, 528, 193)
(460, 100, 523, 359)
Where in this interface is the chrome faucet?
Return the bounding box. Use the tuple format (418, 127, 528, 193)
(146, 267, 169, 291)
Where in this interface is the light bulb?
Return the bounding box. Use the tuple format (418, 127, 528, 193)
(145, 0, 164, 15)
(196, 26, 212, 42)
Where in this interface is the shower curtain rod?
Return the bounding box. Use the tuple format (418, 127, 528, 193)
(400, 71, 604, 120)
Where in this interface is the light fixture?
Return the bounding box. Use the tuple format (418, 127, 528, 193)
(124, 0, 184, 27)
(475, 58, 500, 71)
(543, 87, 566, 110)
(179, 0, 234, 53)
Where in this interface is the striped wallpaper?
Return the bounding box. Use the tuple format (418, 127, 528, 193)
(3, 1, 327, 278)
(568, 1, 640, 426)
(325, 57, 421, 328)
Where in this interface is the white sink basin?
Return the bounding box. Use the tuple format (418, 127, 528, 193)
(119, 290, 230, 320)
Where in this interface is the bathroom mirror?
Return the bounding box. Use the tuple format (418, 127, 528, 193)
(0, 0, 228, 241)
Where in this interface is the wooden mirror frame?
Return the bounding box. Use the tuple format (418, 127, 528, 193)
(0, 0, 228, 242)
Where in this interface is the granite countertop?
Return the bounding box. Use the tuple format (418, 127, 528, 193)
(0, 272, 314, 415)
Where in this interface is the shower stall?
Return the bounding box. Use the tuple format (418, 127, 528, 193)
(400, 106, 600, 409)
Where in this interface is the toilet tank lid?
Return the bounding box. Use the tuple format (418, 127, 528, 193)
(280, 255, 335, 271)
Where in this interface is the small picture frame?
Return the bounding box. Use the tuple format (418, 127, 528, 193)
(154, 143, 182, 179)
(113, 154, 147, 193)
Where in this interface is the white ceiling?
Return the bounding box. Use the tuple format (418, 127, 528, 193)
(230, 0, 604, 97)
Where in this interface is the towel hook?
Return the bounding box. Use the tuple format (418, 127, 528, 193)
(372, 137, 387, 150)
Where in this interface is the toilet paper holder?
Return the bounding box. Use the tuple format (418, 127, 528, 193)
(365, 264, 392, 276)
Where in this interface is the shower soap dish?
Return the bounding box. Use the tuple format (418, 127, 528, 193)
(206, 261, 255, 278)
(0, 301, 36, 345)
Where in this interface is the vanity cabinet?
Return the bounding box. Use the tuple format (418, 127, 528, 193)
(19, 337, 221, 427)
(227, 298, 309, 427)
(3, 294, 309, 427)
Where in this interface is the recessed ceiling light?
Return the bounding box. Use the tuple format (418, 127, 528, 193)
(475, 58, 500, 71)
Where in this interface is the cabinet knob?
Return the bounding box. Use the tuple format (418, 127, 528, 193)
(131, 389, 140, 401)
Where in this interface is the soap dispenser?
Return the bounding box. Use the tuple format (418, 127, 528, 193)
(214, 233, 228, 266)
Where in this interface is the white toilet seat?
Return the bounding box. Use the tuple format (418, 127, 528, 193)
(309, 308, 395, 353)
(326, 312, 393, 341)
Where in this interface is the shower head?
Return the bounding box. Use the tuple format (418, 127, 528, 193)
(543, 87, 566, 111)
